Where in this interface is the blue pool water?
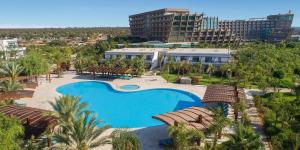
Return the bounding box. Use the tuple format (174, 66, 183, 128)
(56, 81, 203, 128)
(120, 84, 140, 90)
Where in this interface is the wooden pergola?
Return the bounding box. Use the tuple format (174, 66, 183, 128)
(0, 105, 57, 139)
(153, 107, 214, 131)
(202, 84, 246, 120)
(89, 66, 132, 77)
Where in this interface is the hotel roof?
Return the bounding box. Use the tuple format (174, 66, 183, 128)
(106, 48, 231, 55)
(166, 48, 231, 55)
(105, 48, 168, 53)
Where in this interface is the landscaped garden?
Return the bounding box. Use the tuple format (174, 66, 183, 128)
(0, 39, 300, 149)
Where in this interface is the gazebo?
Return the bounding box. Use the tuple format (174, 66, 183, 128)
(202, 84, 246, 120)
(0, 105, 57, 140)
(153, 107, 214, 131)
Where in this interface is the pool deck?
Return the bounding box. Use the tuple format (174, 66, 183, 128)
(20, 71, 206, 150)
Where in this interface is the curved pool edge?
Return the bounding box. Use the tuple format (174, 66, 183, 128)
(55, 80, 203, 101)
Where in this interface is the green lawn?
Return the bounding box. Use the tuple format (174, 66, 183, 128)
(160, 72, 230, 85)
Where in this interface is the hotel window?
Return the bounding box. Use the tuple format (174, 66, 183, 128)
(146, 55, 153, 61)
(205, 57, 213, 63)
(192, 56, 200, 62)
(218, 57, 222, 63)
(125, 55, 132, 60)
(180, 56, 188, 61)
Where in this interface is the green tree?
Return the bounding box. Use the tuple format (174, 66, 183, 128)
(95, 40, 110, 55)
(168, 122, 205, 150)
(53, 112, 110, 150)
(206, 63, 214, 78)
(111, 129, 141, 150)
(220, 122, 263, 150)
(0, 114, 24, 150)
(50, 50, 66, 78)
(50, 95, 89, 125)
(0, 61, 24, 82)
(20, 51, 49, 76)
(208, 108, 231, 150)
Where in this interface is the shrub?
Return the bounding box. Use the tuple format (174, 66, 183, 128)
(191, 77, 200, 85)
(272, 70, 285, 79)
(176, 76, 181, 83)
(294, 68, 300, 76)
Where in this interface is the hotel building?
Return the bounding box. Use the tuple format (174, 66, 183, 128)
(105, 48, 231, 69)
(129, 8, 293, 43)
(0, 38, 26, 60)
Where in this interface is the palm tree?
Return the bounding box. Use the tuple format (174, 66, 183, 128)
(194, 62, 203, 74)
(51, 50, 66, 78)
(75, 53, 85, 74)
(0, 80, 23, 92)
(53, 112, 111, 150)
(168, 122, 205, 150)
(50, 95, 90, 125)
(166, 57, 175, 74)
(111, 129, 141, 150)
(158, 53, 165, 71)
(0, 61, 24, 82)
(208, 108, 231, 150)
(206, 63, 214, 78)
(175, 61, 184, 76)
(220, 122, 263, 150)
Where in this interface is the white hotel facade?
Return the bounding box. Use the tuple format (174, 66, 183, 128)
(104, 48, 232, 69)
(0, 38, 26, 60)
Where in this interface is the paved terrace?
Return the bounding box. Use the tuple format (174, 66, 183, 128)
(20, 71, 206, 150)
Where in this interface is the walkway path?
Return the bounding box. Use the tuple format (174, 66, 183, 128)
(244, 89, 272, 150)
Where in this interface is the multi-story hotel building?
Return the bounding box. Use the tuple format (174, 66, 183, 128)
(129, 8, 238, 43)
(129, 8, 294, 43)
(218, 12, 294, 42)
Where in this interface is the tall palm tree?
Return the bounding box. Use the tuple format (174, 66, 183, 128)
(51, 50, 66, 78)
(50, 95, 90, 125)
(206, 63, 214, 78)
(166, 57, 175, 74)
(53, 112, 111, 150)
(208, 108, 231, 150)
(0, 61, 24, 82)
(111, 129, 141, 150)
(220, 122, 263, 150)
(158, 53, 165, 71)
(194, 62, 203, 74)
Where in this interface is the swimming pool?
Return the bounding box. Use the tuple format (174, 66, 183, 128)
(120, 84, 140, 91)
(56, 81, 203, 128)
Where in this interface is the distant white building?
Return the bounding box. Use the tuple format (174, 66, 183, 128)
(0, 38, 26, 60)
(104, 48, 167, 69)
(164, 48, 231, 66)
(104, 48, 232, 69)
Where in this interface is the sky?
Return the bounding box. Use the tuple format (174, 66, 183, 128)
(0, 0, 299, 28)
